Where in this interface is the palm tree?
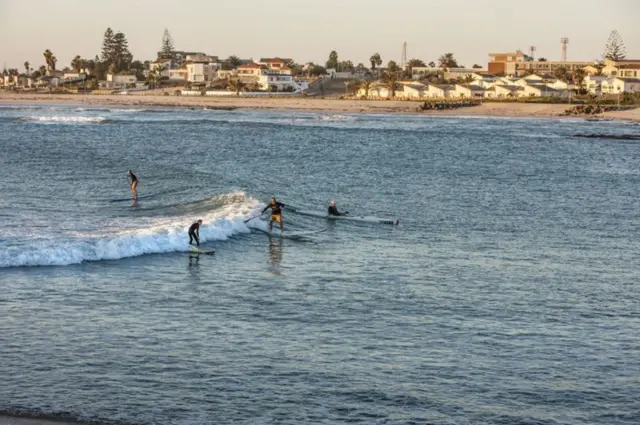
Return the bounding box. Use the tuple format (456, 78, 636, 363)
(358, 79, 373, 98)
(464, 74, 475, 85)
(381, 70, 400, 98)
(369, 53, 382, 71)
(438, 53, 459, 68)
(71, 55, 83, 73)
(24, 61, 30, 76)
(43, 49, 57, 73)
(39, 65, 47, 76)
(227, 78, 247, 95)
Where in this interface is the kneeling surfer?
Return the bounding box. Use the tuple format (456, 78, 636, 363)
(328, 200, 348, 216)
(188, 219, 203, 247)
(262, 197, 285, 232)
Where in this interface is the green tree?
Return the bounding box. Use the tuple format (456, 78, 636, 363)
(227, 78, 247, 95)
(130, 60, 145, 80)
(472, 64, 482, 69)
(464, 74, 475, 84)
(358, 79, 373, 97)
(381, 70, 400, 97)
(43, 49, 57, 73)
(369, 53, 382, 71)
(554, 66, 569, 82)
(538, 57, 547, 62)
(326, 50, 339, 70)
(407, 58, 425, 69)
(101, 28, 115, 64)
(339, 60, 354, 72)
(227, 55, 242, 69)
(387, 60, 399, 73)
(71, 55, 83, 73)
(23, 61, 30, 76)
(309, 65, 326, 76)
(438, 53, 459, 68)
(39, 65, 47, 75)
(603, 30, 626, 61)
(355, 63, 367, 73)
(113, 31, 133, 72)
(428, 61, 436, 68)
(571, 68, 587, 93)
(160, 28, 174, 59)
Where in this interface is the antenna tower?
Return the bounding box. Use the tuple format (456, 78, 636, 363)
(529, 46, 536, 60)
(401, 41, 407, 70)
(560, 37, 569, 61)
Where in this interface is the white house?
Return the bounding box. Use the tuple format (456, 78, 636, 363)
(451, 84, 486, 98)
(400, 83, 428, 99)
(601, 77, 640, 94)
(216, 70, 237, 79)
(237, 63, 263, 82)
(423, 83, 453, 98)
(584, 75, 608, 95)
(471, 73, 498, 88)
(494, 85, 523, 98)
(258, 72, 299, 91)
(185, 55, 220, 83)
(152, 58, 172, 78)
(168, 68, 187, 82)
(522, 83, 566, 97)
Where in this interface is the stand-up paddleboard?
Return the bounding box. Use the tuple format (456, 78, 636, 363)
(255, 227, 327, 239)
(188, 247, 215, 255)
(110, 194, 156, 203)
(293, 209, 399, 225)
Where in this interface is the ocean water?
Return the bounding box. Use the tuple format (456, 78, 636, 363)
(1, 103, 639, 425)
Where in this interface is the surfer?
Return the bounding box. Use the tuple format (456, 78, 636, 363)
(328, 200, 348, 216)
(262, 197, 285, 232)
(127, 169, 138, 200)
(188, 219, 203, 247)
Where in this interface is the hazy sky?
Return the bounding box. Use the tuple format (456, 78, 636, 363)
(1, 0, 638, 70)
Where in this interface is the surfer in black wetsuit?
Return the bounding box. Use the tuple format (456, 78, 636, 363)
(328, 200, 348, 216)
(127, 169, 138, 200)
(262, 197, 285, 232)
(188, 220, 203, 246)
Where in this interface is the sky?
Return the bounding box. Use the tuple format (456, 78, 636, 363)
(1, 0, 638, 71)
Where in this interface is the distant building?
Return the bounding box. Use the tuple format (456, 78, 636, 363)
(600, 59, 640, 78)
(488, 50, 591, 77)
(185, 55, 220, 83)
(601, 77, 640, 94)
(258, 58, 292, 70)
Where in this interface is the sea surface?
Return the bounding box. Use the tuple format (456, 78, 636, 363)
(1, 103, 639, 425)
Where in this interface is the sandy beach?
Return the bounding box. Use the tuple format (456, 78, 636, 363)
(0, 92, 638, 121)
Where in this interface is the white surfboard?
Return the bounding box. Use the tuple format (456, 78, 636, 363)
(293, 209, 399, 225)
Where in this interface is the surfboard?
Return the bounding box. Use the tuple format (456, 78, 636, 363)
(189, 247, 215, 255)
(256, 227, 327, 239)
(293, 209, 399, 225)
(110, 194, 156, 203)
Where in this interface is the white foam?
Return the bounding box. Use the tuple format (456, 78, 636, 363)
(23, 116, 107, 124)
(0, 192, 262, 267)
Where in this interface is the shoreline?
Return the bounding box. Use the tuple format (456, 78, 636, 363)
(1, 92, 638, 122)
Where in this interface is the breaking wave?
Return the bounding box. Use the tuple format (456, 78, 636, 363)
(0, 192, 262, 267)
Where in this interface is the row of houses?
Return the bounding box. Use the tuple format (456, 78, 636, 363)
(150, 55, 308, 92)
(358, 73, 577, 100)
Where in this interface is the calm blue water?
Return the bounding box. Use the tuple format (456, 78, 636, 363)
(1, 104, 639, 425)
